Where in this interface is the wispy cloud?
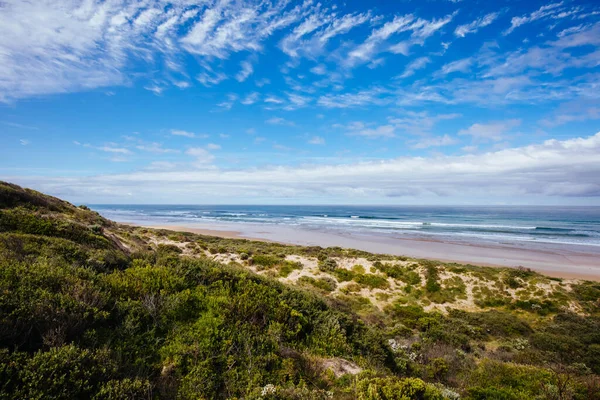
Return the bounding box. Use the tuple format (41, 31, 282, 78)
(389, 112, 461, 136)
(266, 117, 295, 126)
(171, 130, 197, 138)
(504, 2, 564, 35)
(337, 121, 396, 138)
(438, 58, 473, 75)
(235, 60, 254, 82)
(410, 134, 457, 149)
(186, 147, 215, 165)
(77, 142, 132, 155)
(458, 119, 521, 142)
(3, 121, 38, 130)
(455, 12, 499, 37)
(308, 136, 325, 145)
(136, 143, 179, 154)
(398, 57, 431, 78)
(241, 92, 260, 105)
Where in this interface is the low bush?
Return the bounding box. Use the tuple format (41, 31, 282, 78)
(354, 274, 390, 290)
(318, 257, 338, 272)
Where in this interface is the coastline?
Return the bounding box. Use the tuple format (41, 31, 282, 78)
(129, 221, 600, 281)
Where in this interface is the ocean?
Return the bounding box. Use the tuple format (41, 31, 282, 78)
(90, 205, 600, 248)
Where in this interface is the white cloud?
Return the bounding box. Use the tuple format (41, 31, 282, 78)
(504, 2, 565, 35)
(438, 58, 473, 75)
(273, 144, 292, 151)
(197, 71, 227, 87)
(280, 10, 372, 58)
(206, 143, 221, 150)
(284, 93, 311, 110)
(19, 139, 30, 146)
(265, 95, 284, 104)
(398, 57, 431, 78)
(308, 136, 325, 145)
(146, 161, 177, 170)
(454, 12, 499, 37)
(135, 143, 179, 153)
(348, 124, 396, 138)
(318, 87, 390, 108)
(389, 112, 461, 136)
(235, 60, 254, 82)
(388, 12, 458, 56)
(16, 133, 600, 202)
(255, 78, 271, 87)
(171, 129, 196, 138)
(82, 144, 131, 154)
(310, 64, 327, 75)
(410, 134, 457, 149)
(347, 15, 415, 66)
(216, 94, 238, 110)
(180, 0, 301, 58)
(458, 119, 521, 142)
(266, 117, 295, 126)
(349, 12, 456, 65)
(241, 92, 260, 105)
(185, 147, 214, 164)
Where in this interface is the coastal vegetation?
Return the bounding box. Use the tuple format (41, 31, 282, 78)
(1, 181, 599, 399)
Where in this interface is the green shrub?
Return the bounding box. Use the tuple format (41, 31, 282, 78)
(252, 254, 282, 268)
(332, 268, 355, 282)
(356, 376, 443, 400)
(17, 345, 117, 399)
(425, 264, 441, 293)
(352, 264, 366, 274)
(93, 378, 152, 400)
(278, 260, 302, 277)
(354, 274, 390, 290)
(318, 257, 337, 272)
(298, 276, 337, 292)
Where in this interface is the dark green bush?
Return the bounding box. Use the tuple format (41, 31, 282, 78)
(354, 274, 390, 290)
(318, 257, 337, 272)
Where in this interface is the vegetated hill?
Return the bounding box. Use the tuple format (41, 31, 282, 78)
(0, 181, 599, 399)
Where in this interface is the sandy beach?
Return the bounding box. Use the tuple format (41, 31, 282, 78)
(136, 221, 600, 281)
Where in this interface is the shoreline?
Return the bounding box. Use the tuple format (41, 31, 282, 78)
(126, 221, 600, 281)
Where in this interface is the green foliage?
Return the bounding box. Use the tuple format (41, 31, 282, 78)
(450, 310, 533, 338)
(464, 360, 553, 399)
(2, 181, 600, 400)
(278, 260, 303, 277)
(332, 268, 356, 282)
(94, 378, 152, 400)
(298, 276, 337, 292)
(427, 276, 467, 304)
(0, 209, 110, 247)
(354, 273, 390, 290)
(12, 345, 117, 399)
(352, 264, 366, 274)
(373, 263, 422, 286)
(318, 257, 338, 272)
(252, 254, 282, 268)
(356, 375, 443, 400)
(424, 263, 441, 293)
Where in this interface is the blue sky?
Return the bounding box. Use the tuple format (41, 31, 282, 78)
(1, 0, 599, 204)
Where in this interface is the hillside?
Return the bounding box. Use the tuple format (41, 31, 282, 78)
(1, 181, 599, 399)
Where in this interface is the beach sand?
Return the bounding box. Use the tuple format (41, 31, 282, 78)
(135, 221, 600, 281)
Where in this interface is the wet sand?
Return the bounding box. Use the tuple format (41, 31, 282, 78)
(128, 220, 600, 281)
